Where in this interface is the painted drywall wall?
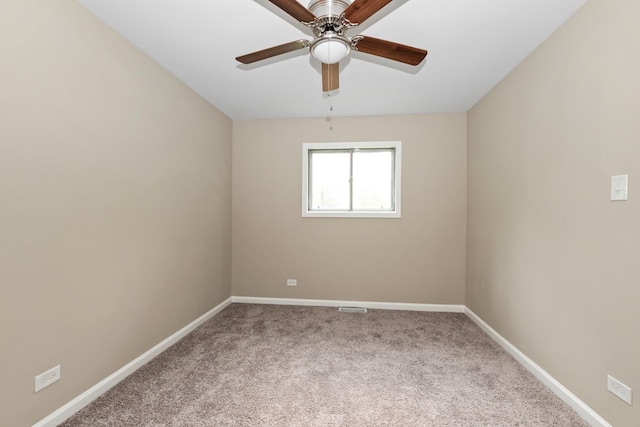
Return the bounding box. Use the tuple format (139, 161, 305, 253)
(232, 114, 467, 304)
(0, 1, 232, 425)
(466, 0, 640, 426)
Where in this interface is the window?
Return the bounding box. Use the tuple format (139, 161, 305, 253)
(302, 141, 401, 218)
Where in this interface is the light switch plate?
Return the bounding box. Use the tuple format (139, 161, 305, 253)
(611, 175, 628, 201)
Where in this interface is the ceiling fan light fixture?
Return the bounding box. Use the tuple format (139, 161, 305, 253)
(309, 35, 351, 64)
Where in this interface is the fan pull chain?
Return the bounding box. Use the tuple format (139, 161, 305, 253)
(325, 95, 334, 131)
(325, 91, 335, 115)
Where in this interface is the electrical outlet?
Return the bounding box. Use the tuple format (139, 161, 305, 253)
(35, 365, 61, 393)
(286, 279, 297, 287)
(608, 375, 632, 405)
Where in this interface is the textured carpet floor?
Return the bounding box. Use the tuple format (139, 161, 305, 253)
(61, 304, 588, 426)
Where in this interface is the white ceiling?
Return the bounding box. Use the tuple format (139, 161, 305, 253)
(75, 0, 587, 120)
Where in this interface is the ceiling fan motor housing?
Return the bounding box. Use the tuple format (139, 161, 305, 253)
(308, 0, 352, 35)
(308, 0, 350, 20)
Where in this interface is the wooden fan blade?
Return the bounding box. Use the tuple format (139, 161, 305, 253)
(236, 40, 309, 64)
(343, 0, 392, 25)
(322, 63, 339, 92)
(352, 36, 427, 66)
(269, 0, 316, 23)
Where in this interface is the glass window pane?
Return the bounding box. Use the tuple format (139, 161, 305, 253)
(309, 151, 351, 210)
(352, 149, 393, 210)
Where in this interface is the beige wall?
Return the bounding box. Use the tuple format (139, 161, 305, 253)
(0, 1, 232, 426)
(466, 0, 640, 425)
(232, 114, 467, 304)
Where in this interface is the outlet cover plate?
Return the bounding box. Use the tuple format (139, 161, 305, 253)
(608, 375, 632, 405)
(286, 279, 297, 287)
(35, 365, 61, 393)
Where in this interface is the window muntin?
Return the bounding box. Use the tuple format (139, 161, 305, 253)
(302, 141, 401, 218)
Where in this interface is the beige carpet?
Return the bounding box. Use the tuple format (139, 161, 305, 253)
(60, 304, 588, 426)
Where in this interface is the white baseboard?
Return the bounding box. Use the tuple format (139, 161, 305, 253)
(464, 308, 611, 427)
(231, 296, 465, 313)
(33, 297, 233, 427)
(34, 297, 607, 427)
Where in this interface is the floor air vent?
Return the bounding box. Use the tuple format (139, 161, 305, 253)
(338, 306, 367, 313)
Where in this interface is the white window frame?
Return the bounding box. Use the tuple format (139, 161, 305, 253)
(302, 141, 402, 218)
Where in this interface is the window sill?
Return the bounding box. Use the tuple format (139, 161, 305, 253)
(302, 210, 401, 218)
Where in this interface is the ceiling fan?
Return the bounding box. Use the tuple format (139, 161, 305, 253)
(236, 0, 428, 92)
